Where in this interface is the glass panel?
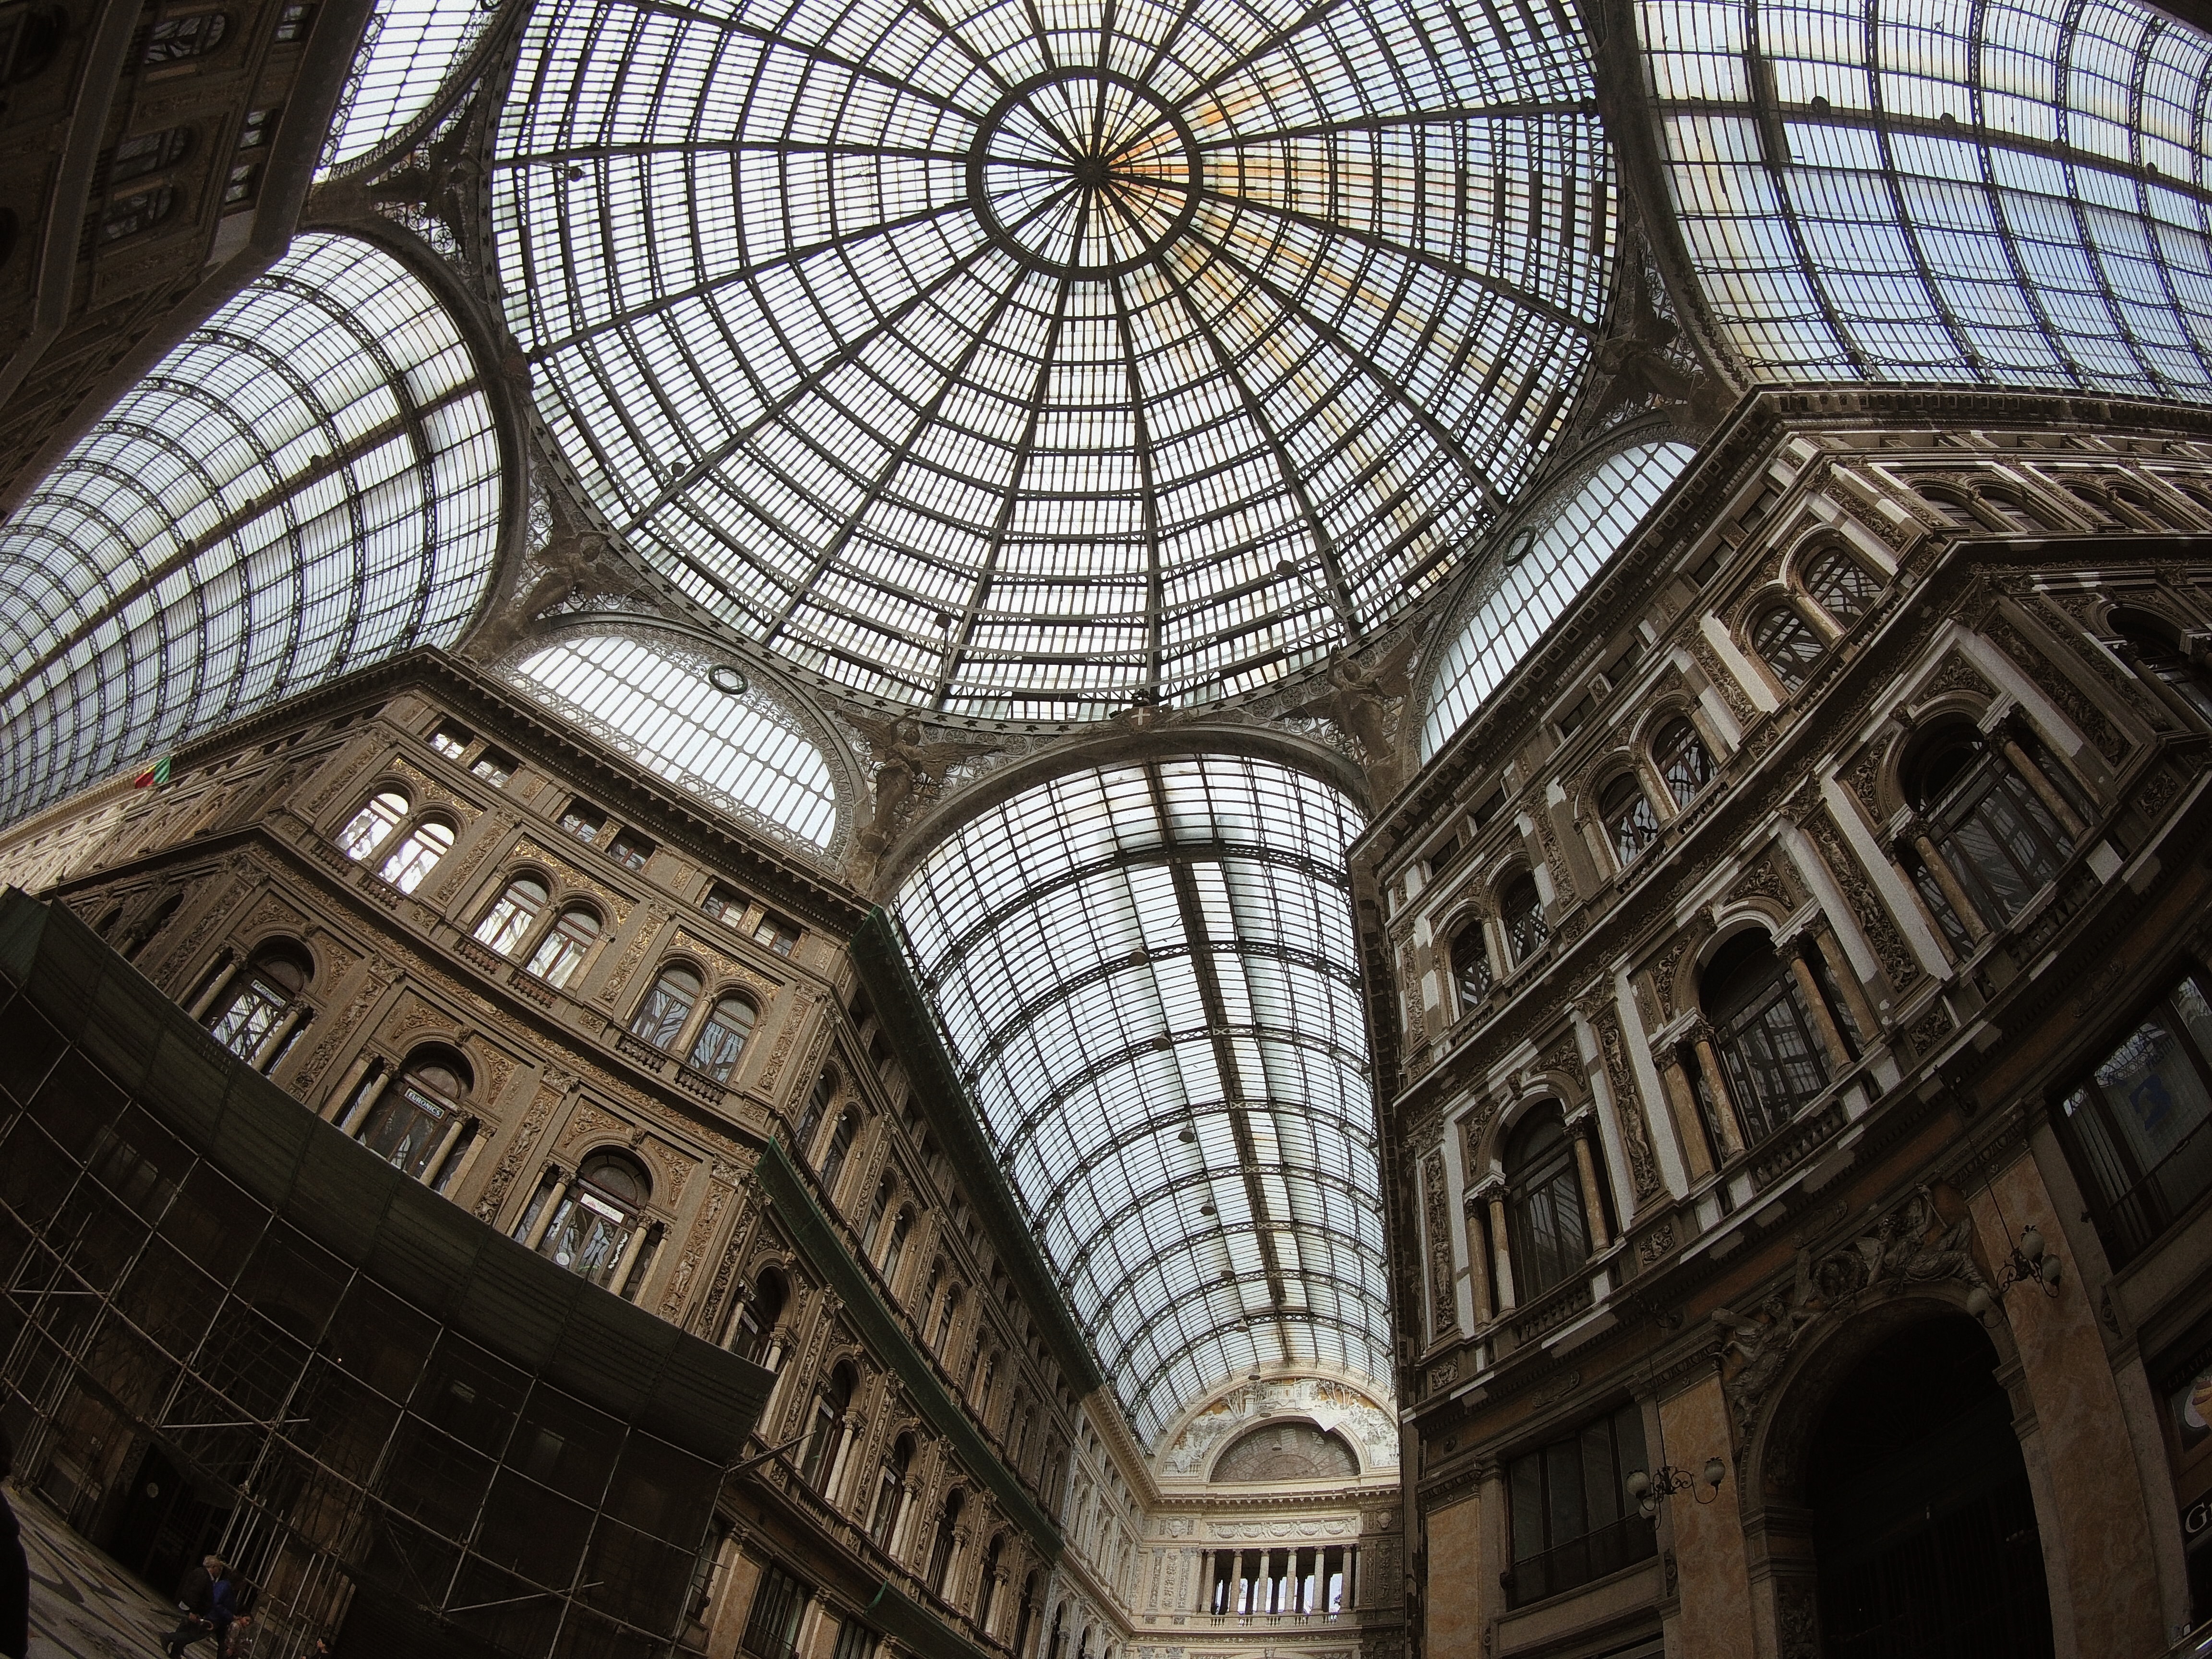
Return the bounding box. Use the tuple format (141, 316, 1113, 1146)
(358, 1077, 456, 1178)
(527, 909, 600, 988)
(339, 793, 408, 860)
(1754, 606, 1825, 690)
(319, 0, 493, 171)
(1645, 0, 2212, 402)
(688, 998, 756, 1082)
(513, 636, 838, 849)
(1423, 445, 1699, 757)
(893, 755, 1389, 1443)
(0, 233, 500, 825)
(630, 968, 700, 1050)
(495, 0, 1614, 716)
(474, 879, 547, 956)
(379, 819, 454, 892)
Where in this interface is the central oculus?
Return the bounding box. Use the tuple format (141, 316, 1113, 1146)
(968, 72, 1202, 278)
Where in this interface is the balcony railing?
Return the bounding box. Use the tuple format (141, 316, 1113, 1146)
(1502, 1514, 1656, 1609)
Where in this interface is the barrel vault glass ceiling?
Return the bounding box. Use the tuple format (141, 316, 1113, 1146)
(8, 0, 2212, 1451)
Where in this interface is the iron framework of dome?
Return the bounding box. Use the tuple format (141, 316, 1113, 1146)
(491, 0, 1615, 718)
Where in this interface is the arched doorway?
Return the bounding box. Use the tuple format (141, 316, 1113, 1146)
(1807, 1314, 2052, 1658)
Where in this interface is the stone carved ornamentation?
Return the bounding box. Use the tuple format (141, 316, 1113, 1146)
(1587, 1001, 1661, 1199)
(1980, 613, 2127, 761)
(1158, 1377, 1399, 1477)
(1421, 1151, 1456, 1339)
(1726, 852, 1791, 911)
(760, 989, 828, 1094)
(475, 1078, 565, 1222)
(1690, 637, 1759, 727)
(1802, 807, 1922, 994)
(598, 904, 671, 1006)
(1920, 649, 1997, 706)
(1645, 918, 1713, 1023)
(669, 928, 782, 1000)
(557, 1099, 635, 1156)
(1716, 1183, 1988, 1443)
(1776, 1581, 1818, 1659)
(289, 968, 395, 1097)
(1637, 1220, 1676, 1264)
(660, 1169, 737, 1317)
(301, 743, 381, 819)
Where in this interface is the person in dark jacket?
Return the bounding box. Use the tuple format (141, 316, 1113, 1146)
(0, 1424, 30, 1659)
(164, 1555, 223, 1658)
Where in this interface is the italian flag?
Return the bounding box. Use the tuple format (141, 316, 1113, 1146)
(131, 756, 171, 788)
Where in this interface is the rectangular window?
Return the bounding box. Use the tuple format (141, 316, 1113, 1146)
(237, 105, 277, 147)
(739, 1563, 809, 1659)
(429, 723, 472, 759)
(2056, 969, 2212, 1266)
(607, 828, 653, 871)
(470, 748, 516, 786)
(559, 802, 605, 843)
(701, 883, 748, 926)
(273, 1, 313, 39)
(753, 912, 799, 956)
(830, 1617, 876, 1659)
(1505, 1403, 1654, 1607)
(222, 160, 258, 206)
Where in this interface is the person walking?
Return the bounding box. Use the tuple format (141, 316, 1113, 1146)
(0, 1426, 30, 1659)
(163, 1555, 221, 1659)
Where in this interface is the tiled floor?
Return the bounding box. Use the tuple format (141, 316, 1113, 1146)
(10, 1487, 177, 1659)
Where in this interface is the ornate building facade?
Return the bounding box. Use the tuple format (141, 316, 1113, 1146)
(1362, 387, 2212, 1658)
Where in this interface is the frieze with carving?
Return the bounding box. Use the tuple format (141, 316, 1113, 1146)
(475, 1076, 566, 1223)
(1421, 1151, 1455, 1340)
(1801, 807, 1922, 995)
(1158, 1378, 1399, 1478)
(1586, 1001, 1661, 1199)
(598, 903, 671, 1006)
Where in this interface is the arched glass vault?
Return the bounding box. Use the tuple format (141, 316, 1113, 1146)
(1648, 0, 2212, 395)
(894, 755, 1388, 1443)
(0, 232, 502, 827)
(491, 0, 1615, 718)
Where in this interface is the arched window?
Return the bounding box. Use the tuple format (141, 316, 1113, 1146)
(799, 1362, 854, 1490)
(729, 1267, 788, 1365)
(630, 964, 702, 1049)
(927, 1490, 964, 1594)
(208, 944, 309, 1060)
(1702, 931, 1827, 1145)
(539, 1151, 650, 1287)
(143, 10, 228, 59)
(473, 875, 548, 955)
(526, 904, 601, 987)
(1013, 1573, 1039, 1659)
(933, 1285, 962, 1351)
(818, 1107, 858, 1194)
(860, 1176, 895, 1254)
(794, 1070, 837, 1158)
(1803, 546, 1881, 625)
(357, 1052, 471, 1184)
(100, 186, 175, 241)
(1652, 717, 1712, 809)
(870, 1434, 913, 1546)
(1504, 1109, 1588, 1300)
(1975, 485, 2057, 533)
(977, 1534, 1005, 1631)
(1599, 773, 1659, 868)
(1499, 874, 1548, 966)
(879, 1208, 912, 1286)
(2112, 610, 2212, 723)
(337, 790, 408, 861)
(1448, 918, 1491, 1014)
(377, 816, 454, 893)
(688, 995, 756, 1081)
(1752, 604, 1825, 692)
(1908, 723, 2072, 928)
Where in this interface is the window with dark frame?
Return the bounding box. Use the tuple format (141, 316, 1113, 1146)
(1504, 1403, 1653, 1607)
(273, 1, 313, 39)
(469, 747, 516, 785)
(111, 126, 191, 182)
(1910, 725, 2072, 929)
(2056, 969, 2212, 1268)
(738, 1562, 810, 1659)
(1703, 931, 1829, 1145)
(1504, 1110, 1590, 1299)
(142, 11, 228, 61)
(1752, 603, 1826, 691)
(608, 826, 654, 870)
(559, 801, 606, 843)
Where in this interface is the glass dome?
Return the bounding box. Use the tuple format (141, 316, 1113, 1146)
(493, 0, 1614, 719)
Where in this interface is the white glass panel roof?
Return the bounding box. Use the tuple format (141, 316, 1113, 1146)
(512, 634, 840, 850)
(0, 232, 501, 828)
(1647, 0, 2212, 394)
(321, 0, 493, 171)
(1420, 440, 1695, 760)
(895, 755, 1388, 1443)
(491, 0, 1614, 719)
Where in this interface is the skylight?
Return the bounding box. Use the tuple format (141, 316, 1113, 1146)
(511, 634, 840, 851)
(0, 233, 501, 827)
(492, 0, 1615, 718)
(320, 0, 497, 172)
(1647, 0, 2212, 394)
(895, 755, 1390, 1443)
(1420, 441, 1696, 760)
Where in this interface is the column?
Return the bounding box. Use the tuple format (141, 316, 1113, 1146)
(1906, 823, 1989, 943)
(1808, 922, 1881, 1046)
(249, 1004, 304, 1071)
(1996, 723, 2088, 840)
(439, 1120, 491, 1198)
(1464, 1194, 1496, 1325)
(321, 1050, 376, 1122)
(1481, 1182, 1517, 1314)
(1785, 945, 1854, 1075)
(1688, 1025, 1747, 1159)
(337, 1064, 390, 1136)
(522, 1167, 570, 1250)
(185, 952, 240, 1020)
(1657, 1051, 1718, 1180)
(1567, 1116, 1611, 1252)
(419, 1113, 471, 1187)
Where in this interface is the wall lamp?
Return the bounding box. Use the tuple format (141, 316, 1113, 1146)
(1624, 1458, 1726, 1517)
(1966, 1224, 2062, 1319)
